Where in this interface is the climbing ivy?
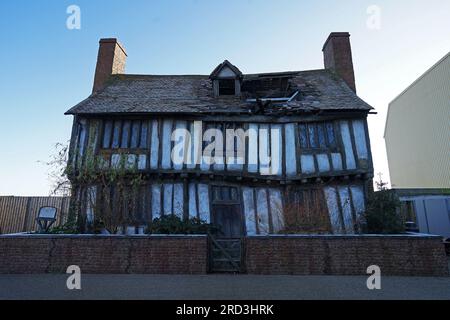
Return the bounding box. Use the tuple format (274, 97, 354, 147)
(69, 149, 146, 234)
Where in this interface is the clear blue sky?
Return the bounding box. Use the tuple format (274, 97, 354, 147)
(1, 0, 449, 195)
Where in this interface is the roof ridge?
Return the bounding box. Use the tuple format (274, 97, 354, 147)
(112, 74, 209, 78)
(113, 68, 329, 79)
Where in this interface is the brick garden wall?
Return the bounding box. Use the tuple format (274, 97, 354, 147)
(0, 235, 207, 274)
(0, 234, 447, 276)
(245, 235, 449, 276)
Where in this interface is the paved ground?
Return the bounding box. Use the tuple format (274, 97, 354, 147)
(1, 273, 449, 300)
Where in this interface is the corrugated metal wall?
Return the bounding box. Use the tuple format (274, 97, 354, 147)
(385, 52, 450, 188)
(0, 196, 70, 234)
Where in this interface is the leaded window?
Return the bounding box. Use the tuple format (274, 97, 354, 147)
(102, 120, 149, 150)
(298, 121, 337, 151)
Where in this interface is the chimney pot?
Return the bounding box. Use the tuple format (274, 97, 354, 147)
(322, 32, 356, 92)
(92, 38, 127, 93)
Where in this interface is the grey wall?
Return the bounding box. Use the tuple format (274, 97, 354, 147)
(401, 195, 450, 238)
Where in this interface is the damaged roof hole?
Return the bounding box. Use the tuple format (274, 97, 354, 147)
(246, 91, 299, 104)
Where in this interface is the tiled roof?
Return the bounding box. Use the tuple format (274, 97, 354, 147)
(65, 69, 373, 115)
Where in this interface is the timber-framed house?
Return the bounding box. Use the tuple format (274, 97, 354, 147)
(65, 33, 374, 246)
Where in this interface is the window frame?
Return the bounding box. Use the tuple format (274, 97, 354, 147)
(100, 119, 150, 154)
(211, 185, 240, 205)
(298, 121, 338, 152)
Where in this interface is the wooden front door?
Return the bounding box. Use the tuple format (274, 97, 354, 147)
(211, 186, 243, 238)
(210, 185, 244, 272)
(212, 204, 243, 238)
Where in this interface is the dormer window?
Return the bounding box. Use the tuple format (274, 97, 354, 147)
(210, 60, 242, 97)
(218, 79, 236, 95)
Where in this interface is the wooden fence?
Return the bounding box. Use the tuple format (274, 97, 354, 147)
(0, 196, 70, 234)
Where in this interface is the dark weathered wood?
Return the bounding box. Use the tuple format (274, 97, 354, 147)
(281, 124, 286, 178)
(209, 236, 242, 272)
(335, 120, 347, 171)
(78, 111, 370, 123)
(194, 183, 200, 220)
(243, 122, 250, 175)
(80, 119, 90, 168)
(68, 116, 79, 169)
(363, 118, 374, 174)
(348, 119, 359, 170)
(157, 118, 163, 170)
(169, 119, 175, 171)
(211, 192, 243, 238)
(347, 185, 358, 231)
(182, 179, 189, 220)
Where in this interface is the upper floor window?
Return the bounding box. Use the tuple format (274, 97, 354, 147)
(218, 79, 236, 96)
(102, 120, 148, 150)
(299, 121, 337, 150)
(212, 185, 239, 204)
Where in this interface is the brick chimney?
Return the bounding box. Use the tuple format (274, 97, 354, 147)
(92, 38, 127, 93)
(322, 32, 356, 92)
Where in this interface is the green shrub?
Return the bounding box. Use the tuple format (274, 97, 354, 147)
(146, 215, 219, 235)
(363, 190, 404, 234)
(44, 220, 79, 234)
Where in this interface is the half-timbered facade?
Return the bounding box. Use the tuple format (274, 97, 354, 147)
(65, 33, 374, 237)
